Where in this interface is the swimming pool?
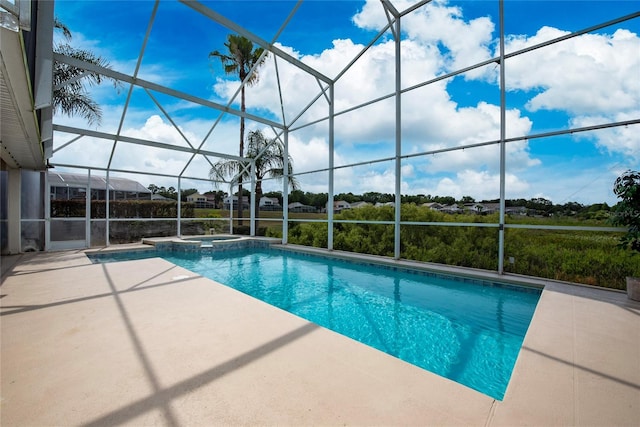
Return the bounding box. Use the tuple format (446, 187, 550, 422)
(89, 247, 540, 400)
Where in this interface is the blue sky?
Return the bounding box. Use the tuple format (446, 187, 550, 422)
(52, 0, 640, 205)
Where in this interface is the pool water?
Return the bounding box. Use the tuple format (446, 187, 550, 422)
(156, 248, 540, 400)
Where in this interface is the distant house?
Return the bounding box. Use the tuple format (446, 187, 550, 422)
(151, 194, 173, 201)
(461, 203, 526, 215)
(204, 193, 220, 208)
(288, 202, 316, 213)
(465, 203, 491, 214)
(426, 202, 526, 215)
(186, 192, 214, 208)
(350, 201, 371, 209)
(506, 206, 527, 215)
(223, 195, 249, 210)
(260, 197, 282, 211)
(423, 202, 444, 210)
(374, 201, 394, 208)
(480, 203, 500, 214)
(440, 204, 462, 213)
(327, 200, 351, 213)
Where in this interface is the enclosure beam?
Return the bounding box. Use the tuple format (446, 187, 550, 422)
(388, 2, 402, 260)
(177, 177, 182, 237)
(86, 169, 92, 248)
(228, 183, 234, 234)
(327, 83, 335, 251)
(498, 0, 506, 274)
(105, 171, 110, 247)
(282, 130, 289, 244)
(250, 161, 256, 237)
(44, 170, 51, 251)
(53, 125, 246, 162)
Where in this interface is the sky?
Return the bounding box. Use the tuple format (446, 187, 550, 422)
(51, 0, 640, 205)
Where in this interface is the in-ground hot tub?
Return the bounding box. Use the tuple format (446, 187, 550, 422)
(185, 235, 242, 245)
(140, 235, 279, 253)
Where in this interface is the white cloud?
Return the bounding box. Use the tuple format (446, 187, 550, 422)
(570, 113, 640, 162)
(353, 0, 495, 79)
(289, 136, 332, 174)
(434, 170, 530, 201)
(504, 27, 640, 116)
(418, 102, 537, 173)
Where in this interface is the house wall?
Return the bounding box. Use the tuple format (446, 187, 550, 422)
(6, 168, 21, 254)
(0, 167, 6, 254)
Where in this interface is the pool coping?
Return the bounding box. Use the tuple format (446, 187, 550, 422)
(2, 243, 638, 425)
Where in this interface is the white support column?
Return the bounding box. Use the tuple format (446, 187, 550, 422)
(250, 161, 256, 237)
(282, 130, 289, 244)
(498, 0, 507, 274)
(7, 168, 21, 253)
(327, 83, 335, 251)
(228, 184, 234, 234)
(177, 177, 182, 237)
(393, 11, 402, 260)
(86, 169, 91, 247)
(44, 169, 50, 251)
(105, 171, 110, 246)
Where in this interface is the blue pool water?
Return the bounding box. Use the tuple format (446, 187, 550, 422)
(91, 248, 540, 400)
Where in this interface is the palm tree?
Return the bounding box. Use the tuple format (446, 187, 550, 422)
(210, 34, 268, 225)
(53, 18, 120, 126)
(210, 130, 298, 233)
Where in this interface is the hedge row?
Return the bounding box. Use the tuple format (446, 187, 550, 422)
(51, 200, 195, 218)
(280, 204, 639, 289)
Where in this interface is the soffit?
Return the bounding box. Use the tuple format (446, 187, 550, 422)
(0, 25, 44, 170)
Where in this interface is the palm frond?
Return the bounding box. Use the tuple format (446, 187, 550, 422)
(52, 88, 102, 126)
(244, 130, 298, 190)
(54, 17, 72, 41)
(209, 158, 250, 186)
(52, 20, 121, 126)
(211, 34, 268, 86)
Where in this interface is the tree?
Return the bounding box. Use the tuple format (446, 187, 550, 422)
(53, 18, 120, 126)
(461, 196, 475, 203)
(180, 188, 198, 199)
(156, 186, 177, 200)
(210, 34, 268, 225)
(204, 190, 226, 209)
(288, 189, 306, 205)
(210, 130, 298, 232)
(612, 170, 640, 252)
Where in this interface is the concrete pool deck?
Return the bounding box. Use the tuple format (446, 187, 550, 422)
(1, 248, 639, 426)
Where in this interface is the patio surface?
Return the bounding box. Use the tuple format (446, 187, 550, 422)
(1, 248, 639, 426)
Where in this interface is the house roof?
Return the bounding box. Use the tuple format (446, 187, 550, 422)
(288, 202, 308, 208)
(48, 172, 150, 193)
